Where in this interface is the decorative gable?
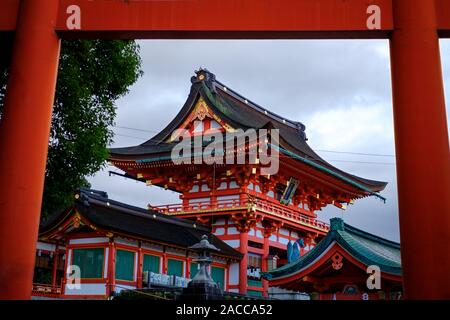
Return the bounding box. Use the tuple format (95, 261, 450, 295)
(168, 96, 234, 142)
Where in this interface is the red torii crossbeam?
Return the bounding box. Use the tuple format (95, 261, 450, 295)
(0, 0, 449, 300)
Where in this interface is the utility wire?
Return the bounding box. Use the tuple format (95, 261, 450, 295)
(315, 149, 394, 157)
(111, 125, 396, 165)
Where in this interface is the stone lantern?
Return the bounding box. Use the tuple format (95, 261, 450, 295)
(181, 235, 223, 300)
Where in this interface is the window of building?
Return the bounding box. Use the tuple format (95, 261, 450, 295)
(247, 290, 263, 297)
(167, 259, 184, 277)
(115, 249, 135, 281)
(72, 248, 104, 279)
(189, 262, 199, 278)
(211, 266, 225, 290)
(143, 254, 160, 274)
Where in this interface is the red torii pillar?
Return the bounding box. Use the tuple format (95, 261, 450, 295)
(390, 0, 450, 299)
(0, 0, 61, 299)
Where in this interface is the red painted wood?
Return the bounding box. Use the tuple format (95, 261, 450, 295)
(0, 0, 61, 300)
(54, 0, 393, 39)
(262, 236, 269, 297)
(0, 0, 447, 37)
(390, 0, 450, 299)
(239, 232, 248, 294)
(51, 246, 59, 289)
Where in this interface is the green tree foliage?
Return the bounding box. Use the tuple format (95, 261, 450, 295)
(0, 40, 143, 217)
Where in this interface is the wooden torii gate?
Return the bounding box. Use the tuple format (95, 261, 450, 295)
(0, 0, 449, 300)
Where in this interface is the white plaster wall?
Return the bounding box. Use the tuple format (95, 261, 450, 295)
(64, 283, 106, 296)
(229, 263, 240, 285)
(69, 237, 109, 245)
(104, 248, 109, 278)
(217, 195, 239, 201)
(36, 241, 56, 252)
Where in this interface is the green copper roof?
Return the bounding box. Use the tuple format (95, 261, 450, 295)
(262, 218, 402, 280)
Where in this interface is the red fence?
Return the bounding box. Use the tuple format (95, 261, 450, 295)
(150, 197, 329, 232)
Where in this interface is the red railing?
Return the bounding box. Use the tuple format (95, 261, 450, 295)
(253, 199, 329, 231)
(150, 198, 244, 214)
(31, 283, 62, 298)
(150, 197, 329, 231)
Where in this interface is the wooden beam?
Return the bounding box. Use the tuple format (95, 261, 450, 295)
(2, 1, 450, 38)
(436, 0, 450, 37)
(1, 0, 395, 38)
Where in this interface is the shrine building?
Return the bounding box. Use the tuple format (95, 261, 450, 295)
(33, 189, 241, 299)
(106, 69, 388, 297)
(262, 218, 402, 300)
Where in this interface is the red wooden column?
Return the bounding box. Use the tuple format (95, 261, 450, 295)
(262, 236, 269, 297)
(107, 241, 116, 296)
(238, 231, 248, 294)
(136, 246, 143, 289)
(390, 0, 450, 299)
(0, 0, 60, 300)
(51, 246, 59, 292)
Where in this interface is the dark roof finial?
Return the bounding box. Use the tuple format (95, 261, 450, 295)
(192, 68, 216, 89)
(330, 217, 345, 231)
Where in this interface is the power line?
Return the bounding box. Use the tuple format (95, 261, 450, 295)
(114, 125, 160, 134)
(316, 149, 395, 157)
(113, 133, 148, 140)
(110, 125, 396, 164)
(326, 159, 395, 165)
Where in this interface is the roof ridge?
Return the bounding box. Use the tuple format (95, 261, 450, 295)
(195, 68, 306, 133)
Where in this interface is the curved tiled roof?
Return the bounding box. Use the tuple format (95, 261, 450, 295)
(40, 189, 242, 260)
(263, 217, 401, 280)
(108, 69, 387, 194)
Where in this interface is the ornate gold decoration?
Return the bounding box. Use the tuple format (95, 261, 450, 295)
(73, 213, 82, 229)
(331, 253, 344, 270)
(194, 100, 209, 121)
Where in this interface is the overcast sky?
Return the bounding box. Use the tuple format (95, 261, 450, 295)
(88, 39, 450, 242)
